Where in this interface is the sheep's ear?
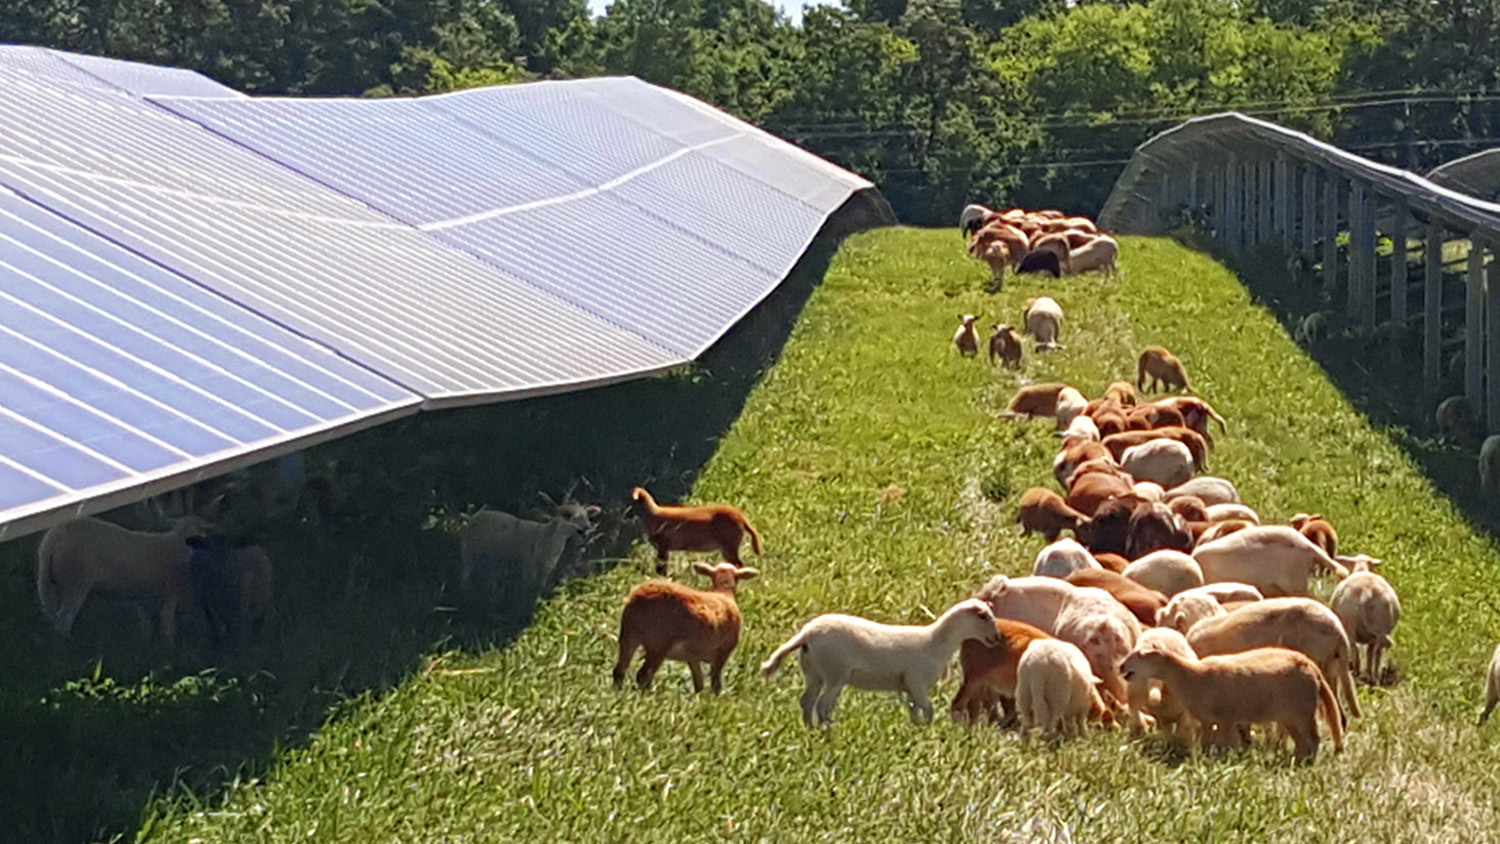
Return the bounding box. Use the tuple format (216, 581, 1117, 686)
(735, 567, 760, 581)
(585, 505, 601, 518)
(692, 561, 715, 577)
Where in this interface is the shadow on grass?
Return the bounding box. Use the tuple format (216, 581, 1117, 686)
(0, 204, 884, 844)
(1172, 229, 1500, 535)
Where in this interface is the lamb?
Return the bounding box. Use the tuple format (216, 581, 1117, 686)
(459, 500, 601, 595)
(1061, 414, 1101, 442)
(1148, 396, 1226, 441)
(954, 314, 980, 357)
(1329, 554, 1400, 684)
(1016, 247, 1060, 277)
(1065, 568, 1168, 626)
(1123, 549, 1203, 596)
(1125, 626, 1197, 736)
(1204, 503, 1259, 524)
(1103, 380, 1138, 407)
(1196, 519, 1255, 546)
(1137, 345, 1191, 393)
(1483, 435, 1500, 497)
(1075, 495, 1142, 558)
(1126, 403, 1186, 431)
(1016, 639, 1110, 739)
(1186, 597, 1361, 723)
(1052, 436, 1112, 488)
(1034, 538, 1101, 578)
(1055, 387, 1089, 430)
(1289, 513, 1337, 557)
(1157, 590, 1225, 633)
(1004, 383, 1070, 419)
(1435, 395, 1481, 445)
(951, 618, 1053, 725)
(186, 536, 273, 647)
(1065, 234, 1119, 277)
(36, 515, 213, 644)
(1023, 297, 1065, 351)
(1480, 643, 1500, 725)
(1192, 525, 1349, 598)
(1103, 428, 1208, 472)
(630, 487, 762, 574)
(1121, 439, 1195, 489)
(614, 561, 760, 693)
(1131, 481, 1166, 502)
(1017, 487, 1091, 542)
(959, 203, 994, 236)
(1166, 495, 1209, 523)
(1119, 646, 1342, 759)
(1065, 471, 1136, 517)
(1165, 476, 1242, 506)
(761, 598, 999, 725)
(988, 324, 1023, 368)
(1127, 502, 1194, 559)
(1089, 401, 1130, 438)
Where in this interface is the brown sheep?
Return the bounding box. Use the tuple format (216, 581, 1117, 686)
(1066, 472, 1136, 518)
(1289, 513, 1338, 558)
(1167, 495, 1209, 523)
(1076, 495, 1140, 558)
(1053, 438, 1114, 488)
(1017, 487, 1092, 542)
(954, 314, 980, 357)
(1125, 403, 1188, 431)
(1093, 552, 1131, 574)
(1065, 568, 1168, 626)
(612, 561, 759, 692)
(1137, 346, 1191, 393)
(1004, 383, 1070, 419)
(1128, 502, 1194, 560)
(1085, 399, 1130, 438)
(1196, 519, 1254, 546)
(1149, 396, 1225, 440)
(1103, 381, 1138, 407)
(951, 618, 1054, 725)
(630, 487, 763, 574)
(988, 324, 1023, 368)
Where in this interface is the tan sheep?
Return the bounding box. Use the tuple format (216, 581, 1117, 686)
(1289, 513, 1338, 558)
(1193, 525, 1349, 598)
(1016, 638, 1110, 740)
(1017, 487, 1092, 542)
(1123, 550, 1204, 597)
(1004, 383, 1070, 419)
(988, 324, 1023, 368)
(1126, 626, 1197, 737)
(1329, 554, 1400, 684)
(1157, 590, 1225, 634)
(1023, 296, 1065, 350)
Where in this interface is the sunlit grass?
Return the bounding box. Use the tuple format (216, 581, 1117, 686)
(140, 230, 1500, 842)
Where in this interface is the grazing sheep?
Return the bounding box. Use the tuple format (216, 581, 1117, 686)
(1193, 525, 1349, 598)
(951, 618, 1053, 725)
(1148, 397, 1226, 441)
(1157, 590, 1226, 633)
(1004, 383, 1070, 419)
(1196, 519, 1254, 546)
(1186, 597, 1360, 723)
(1023, 297, 1065, 351)
(970, 236, 1014, 282)
(1017, 487, 1092, 542)
(1053, 437, 1112, 488)
(959, 204, 993, 236)
(1034, 538, 1101, 578)
(954, 314, 980, 357)
(1103, 428, 1208, 472)
(1066, 472, 1136, 518)
(1126, 627, 1197, 736)
(1204, 503, 1259, 524)
(1055, 387, 1089, 430)
(1483, 435, 1500, 498)
(1165, 476, 1242, 507)
(1137, 346, 1191, 393)
(1480, 643, 1500, 725)
(1119, 646, 1342, 759)
(1093, 552, 1131, 573)
(613, 561, 760, 693)
(1065, 568, 1168, 626)
(761, 598, 999, 725)
(1066, 235, 1119, 277)
(1121, 439, 1195, 489)
(186, 536, 273, 647)
(1128, 502, 1194, 559)
(1103, 381, 1138, 407)
(1167, 495, 1209, 523)
(1089, 401, 1130, 438)
(36, 515, 213, 643)
(1076, 495, 1141, 558)
(1123, 550, 1203, 597)
(630, 487, 762, 574)
(1192, 582, 1265, 604)
(1017, 249, 1062, 278)
(1062, 414, 1102, 442)
(459, 501, 600, 595)
(1329, 555, 1400, 684)
(1436, 395, 1481, 445)
(1016, 639, 1110, 739)
(1289, 513, 1337, 558)
(988, 324, 1024, 368)
(1126, 403, 1187, 431)
(1131, 482, 1167, 502)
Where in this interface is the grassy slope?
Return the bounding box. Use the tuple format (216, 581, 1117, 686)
(144, 231, 1500, 842)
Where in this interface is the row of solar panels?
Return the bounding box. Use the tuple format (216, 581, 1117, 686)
(0, 46, 875, 539)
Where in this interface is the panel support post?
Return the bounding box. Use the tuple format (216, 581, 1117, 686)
(1390, 196, 1408, 364)
(1322, 172, 1340, 295)
(1487, 240, 1500, 432)
(1301, 163, 1317, 260)
(1425, 221, 1444, 407)
(1467, 238, 1485, 410)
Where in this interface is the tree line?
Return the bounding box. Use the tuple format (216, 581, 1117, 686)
(6, 0, 1500, 222)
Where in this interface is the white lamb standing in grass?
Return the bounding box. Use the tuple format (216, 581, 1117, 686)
(36, 515, 213, 644)
(458, 501, 600, 597)
(1015, 638, 1107, 740)
(1480, 643, 1500, 725)
(1329, 554, 1400, 684)
(761, 598, 999, 726)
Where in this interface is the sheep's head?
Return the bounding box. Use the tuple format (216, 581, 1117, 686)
(1336, 553, 1382, 574)
(694, 561, 759, 592)
(958, 204, 990, 236)
(171, 514, 214, 539)
(1289, 513, 1323, 529)
(1120, 647, 1169, 683)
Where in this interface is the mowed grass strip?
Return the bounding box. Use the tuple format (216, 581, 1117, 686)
(144, 231, 1500, 842)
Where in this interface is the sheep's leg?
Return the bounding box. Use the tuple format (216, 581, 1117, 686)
(687, 661, 706, 693)
(636, 650, 667, 690)
(612, 639, 639, 689)
(1285, 717, 1319, 759)
(903, 678, 934, 724)
(799, 681, 823, 727)
(652, 541, 669, 575)
(52, 588, 89, 636)
(708, 653, 729, 694)
(815, 682, 845, 725)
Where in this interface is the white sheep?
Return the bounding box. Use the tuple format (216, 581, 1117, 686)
(1033, 538, 1101, 579)
(458, 501, 600, 597)
(1164, 476, 1242, 506)
(1066, 235, 1119, 277)
(761, 598, 999, 725)
(1192, 525, 1349, 598)
(1329, 554, 1400, 684)
(1480, 643, 1500, 725)
(1121, 439, 1194, 489)
(1062, 414, 1101, 442)
(1131, 482, 1167, 502)
(1056, 386, 1089, 430)
(1203, 503, 1260, 524)
(1156, 590, 1225, 633)
(36, 515, 213, 644)
(1024, 296, 1065, 350)
(1016, 638, 1107, 739)
(1123, 549, 1203, 597)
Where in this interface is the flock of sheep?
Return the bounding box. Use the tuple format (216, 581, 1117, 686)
(606, 204, 1500, 762)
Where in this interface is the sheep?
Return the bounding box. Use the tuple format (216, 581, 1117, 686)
(953, 314, 980, 356)
(1125, 626, 1197, 736)
(1480, 643, 1500, 725)
(1004, 382, 1070, 419)
(1016, 487, 1091, 542)
(1066, 472, 1136, 517)
(1329, 554, 1399, 684)
(1131, 481, 1166, 502)
(1061, 414, 1101, 442)
(1123, 550, 1203, 597)
(1289, 513, 1337, 558)
(1089, 401, 1130, 438)
(959, 203, 993, 236)
(1165, 476, 1242, 506)
(761, 598, 999, 725)
(615, 561, 759, 692)
(1055, 387, 1089, 430)
(1017, 249, 1062, 278)
(1065, 568, 1168, 626)
(1119, 646, 1342, 759)
(1483, 435, 1500, 498)
(1103, 428, 1208, 472)
(1103, 380, 1138, 407)
(951, 618, 1053, 725)
(1167, 495, 1209, 523)
(1066, 235, 1119, 277)
(970, 236, 1013, 282)
(1034, 538, 1101, 578)
(1196, 519, 1254, 546)
(1121, 439, 1195, 489)
(1028, 235, 1073, 272)
(988, 324, 1023, 368)
(1190, 582, 1265, 604)
(1193, 525, 1349, 598)
(1127, 502, 1194, 559)
(1147, 396, 1226, 441)
(1186, 597, 1360, 722)
(1076, 495, 1142, 558)
(1204, 503, 1259, 524)
(1435, 395, 1481, 445)
(1126, 403, 1186, 431)
(36, 515, 213, 644)
(1157, 590, 1225, 634)
(1093, 552, 1130, 573)
(459, 501, 601, 595)
(1053, 436, 1112, 488)
(186, 536, 273, 647)
(630, 487, 762, 574)
(1137, 345, 1191, 393)
(1016, 638, 1110, 740)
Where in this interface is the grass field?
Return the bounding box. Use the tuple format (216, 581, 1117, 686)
(57, 229, 1500, 840)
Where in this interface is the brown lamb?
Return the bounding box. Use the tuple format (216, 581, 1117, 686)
(631, 487, 763, 574)
(951, 618, 1054, 725)
(612, 561, 759, 693)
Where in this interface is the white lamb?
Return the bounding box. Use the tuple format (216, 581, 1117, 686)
(1062, 414, 1101, 442)
(1329, 554, 1400, 683)
(1016, 638, 1107, 739)
(761, 598, 999, 726)
(36, 515, 213, 644)
(458, 501, 600, 597)
(1121, 439, 1194, 489)
(1204, 503, 1260, 524)
(1123, 549, 1203, 597)
(1156, 590, 1225, 633)
(1033, 538, 1101, 579)
(1055, 387, 1089, 430)
(1024, 296, 1065, 350)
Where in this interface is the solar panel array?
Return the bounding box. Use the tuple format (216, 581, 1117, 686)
(0, 46, 875, 538)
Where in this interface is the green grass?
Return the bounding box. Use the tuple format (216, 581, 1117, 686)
(137, 229, 1500, 842)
